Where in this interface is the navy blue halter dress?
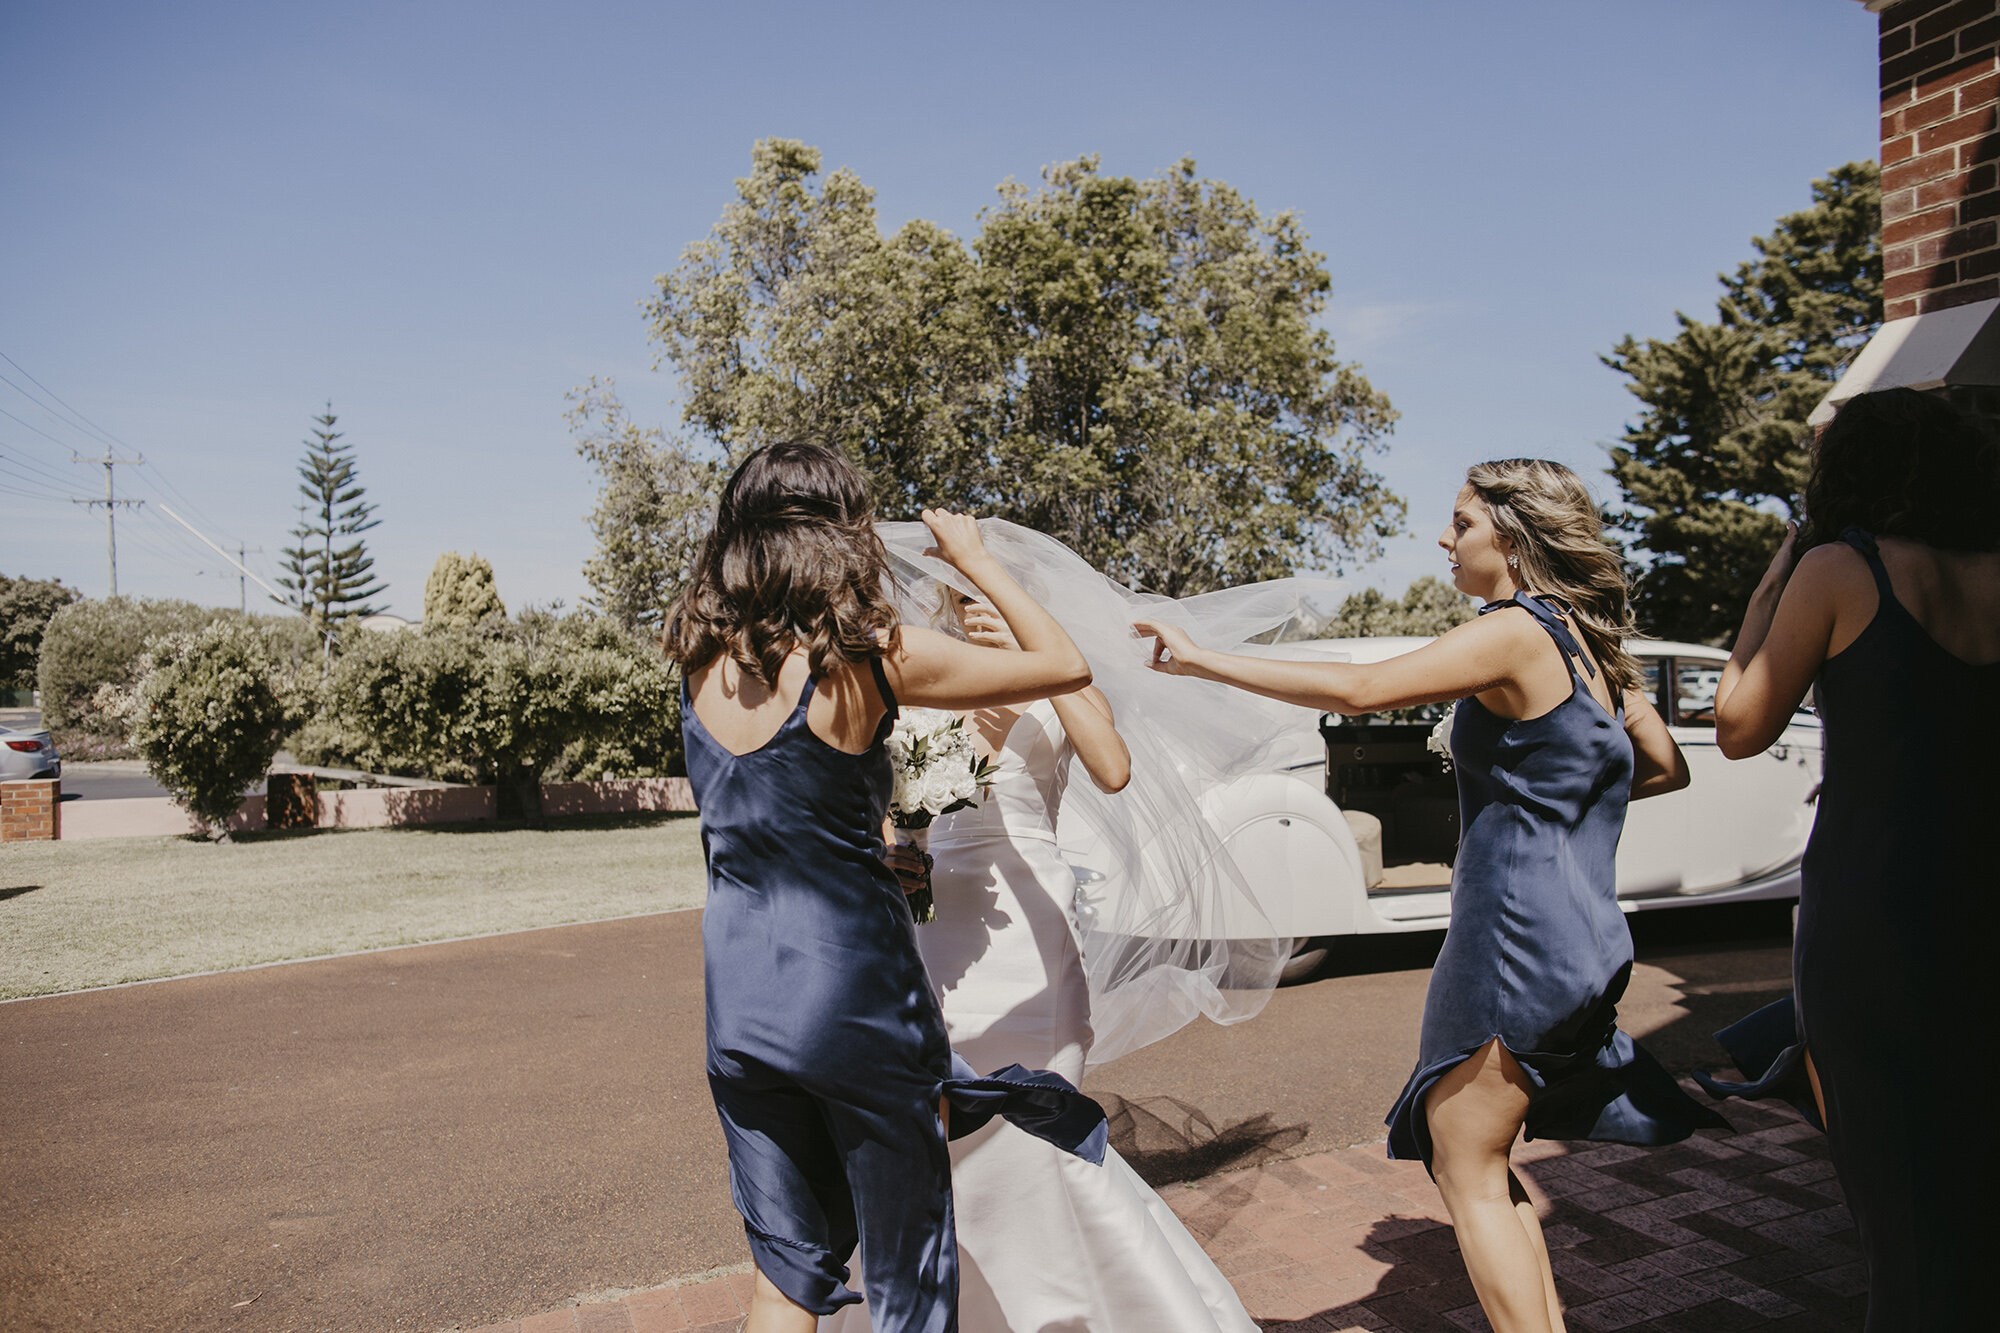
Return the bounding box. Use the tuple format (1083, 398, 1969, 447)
(1386, 593, 1726, 1166)
(1696, 531, 1998, 1331)
(683, 656, 1106, 1333)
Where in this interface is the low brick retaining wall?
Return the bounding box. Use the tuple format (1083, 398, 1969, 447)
(38, 776, 696, 842)
(1, 779, 61, 842)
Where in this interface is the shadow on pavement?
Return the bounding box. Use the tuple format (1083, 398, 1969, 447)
(1099, 1092, 1310, 1187)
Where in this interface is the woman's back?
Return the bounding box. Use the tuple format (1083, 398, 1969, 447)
(1809, 533, 2000, 886)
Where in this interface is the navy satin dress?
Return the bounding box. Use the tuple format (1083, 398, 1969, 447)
(1697, 531, 1998, 1331)
(684, 656, 1105, 1332)
(1386, 593, 1726, 1166)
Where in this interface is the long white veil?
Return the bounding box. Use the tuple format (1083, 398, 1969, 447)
(878, 519, 1344, 1066)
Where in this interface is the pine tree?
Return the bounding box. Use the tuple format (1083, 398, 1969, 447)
(1604, 162, 1881, 643)
(276, 406, 387, 639)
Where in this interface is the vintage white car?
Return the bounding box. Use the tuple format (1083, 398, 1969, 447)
(1060, 637, 1821, 984)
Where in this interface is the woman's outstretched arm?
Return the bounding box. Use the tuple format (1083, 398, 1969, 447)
(1131, 611, 1528, 716)
(886, 510, 1091, 710)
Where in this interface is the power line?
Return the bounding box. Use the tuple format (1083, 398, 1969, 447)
(0, 453, 90, 499)
(0, 442, 85, 487)
(0, 402, 90, 454)
(0, 369, 118, 452)
(0, 351, 137, 452)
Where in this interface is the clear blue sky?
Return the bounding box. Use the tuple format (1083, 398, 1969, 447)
(1, 0, 1880, 617)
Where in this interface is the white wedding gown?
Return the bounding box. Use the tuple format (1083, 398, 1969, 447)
(822, 701, 1257, 1333)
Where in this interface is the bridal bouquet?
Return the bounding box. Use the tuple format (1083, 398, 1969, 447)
(1426, 704, 1457, 772)
(887, 708, 997, 923)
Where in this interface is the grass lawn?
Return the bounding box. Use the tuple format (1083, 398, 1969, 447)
(0, 814, 707, 1000)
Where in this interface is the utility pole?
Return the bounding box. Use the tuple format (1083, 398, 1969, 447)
(199, 542, 266, 613)
(233, 542, 264, 613)
(157, 506, 289, 609)
(71, 447, 144, 596)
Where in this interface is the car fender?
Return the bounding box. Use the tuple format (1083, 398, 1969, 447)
(1200, 772, 1368, 940)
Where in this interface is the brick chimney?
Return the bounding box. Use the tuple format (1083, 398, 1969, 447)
(1817, 1, 2000, 423)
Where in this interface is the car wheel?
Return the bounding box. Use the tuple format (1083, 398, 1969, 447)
(1279, 938, 1329, 986)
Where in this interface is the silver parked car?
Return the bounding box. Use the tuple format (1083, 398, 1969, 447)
(0, 725, 61, 782)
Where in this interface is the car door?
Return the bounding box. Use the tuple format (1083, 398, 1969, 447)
(1615, 654, 1689, 896)
(1661, 655, 1819, 891)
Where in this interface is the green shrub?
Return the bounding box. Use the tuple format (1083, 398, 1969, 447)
(36, 597, 228, 735)
(129, 620, 289, 838)
(297, 613, 680, 814)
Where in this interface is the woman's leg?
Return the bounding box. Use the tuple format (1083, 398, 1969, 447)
(746, 1266, 818, 1333)
(1424, 1039, 1563, 1333)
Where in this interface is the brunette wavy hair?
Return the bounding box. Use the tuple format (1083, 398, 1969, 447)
(1799, 387, 2000, 554)
(1465, 458, 1643, 694)
(663, 442, 900, 683)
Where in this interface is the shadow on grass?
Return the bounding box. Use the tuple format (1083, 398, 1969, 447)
(211, 809, 701, 845)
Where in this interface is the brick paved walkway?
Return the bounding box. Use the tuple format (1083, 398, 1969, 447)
(465, 1084, 1862, 1333)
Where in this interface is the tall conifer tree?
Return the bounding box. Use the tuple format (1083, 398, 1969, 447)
(1605, 162, 1881, 643)
(276, 406, 387, 637)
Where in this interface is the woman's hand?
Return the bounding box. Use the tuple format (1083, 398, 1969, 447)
(921, 509, 997, 577)
(960, 601, 1020, 651)
(1132, 618, 1207, 677)
(884, 842, 931, 896)
(1754, 523, 1802, 600)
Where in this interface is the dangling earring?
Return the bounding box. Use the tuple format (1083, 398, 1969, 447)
(1506, 553, 1519, 569)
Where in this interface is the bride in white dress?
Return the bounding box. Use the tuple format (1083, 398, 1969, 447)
(824, 591, 1258, 1333)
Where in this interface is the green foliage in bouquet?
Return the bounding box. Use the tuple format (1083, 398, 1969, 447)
(129, 619, 290, 838)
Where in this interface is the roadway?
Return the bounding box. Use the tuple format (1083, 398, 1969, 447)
(0, 902, 1793, 1333)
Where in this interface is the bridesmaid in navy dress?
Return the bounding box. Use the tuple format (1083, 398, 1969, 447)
(1136, 459, 1722, 1333)
(1706, 388, 2000, 1331)
(665, 443, 1105, 1333)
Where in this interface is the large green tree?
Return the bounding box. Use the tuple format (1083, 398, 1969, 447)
(567, 378, 721, 632)
(648, 139, 1401, 595)
(277, 406, 387, 638)
(1313, 575, 1474, 639)
(1605, 162, 1881, 642)
(0, 574, 79, 692)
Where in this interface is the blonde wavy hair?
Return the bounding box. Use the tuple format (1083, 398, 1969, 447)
(1464, 458, 1641, 694)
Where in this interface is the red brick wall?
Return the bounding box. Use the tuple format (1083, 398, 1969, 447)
(1879, 0, 2000, 319)
(1, 780, 60, 842)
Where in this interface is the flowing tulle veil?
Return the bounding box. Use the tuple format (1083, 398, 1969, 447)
(878, 519, 1343, 1066)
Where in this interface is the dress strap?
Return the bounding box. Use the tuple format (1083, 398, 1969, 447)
(1841, 527, 1898, 603)
(1481, 591, 1596, 679)
(867, 652, 899, 736)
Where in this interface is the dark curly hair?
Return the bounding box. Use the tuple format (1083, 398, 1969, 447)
(663, 442, 900, 683)
(1801, 388, 2000, 554)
